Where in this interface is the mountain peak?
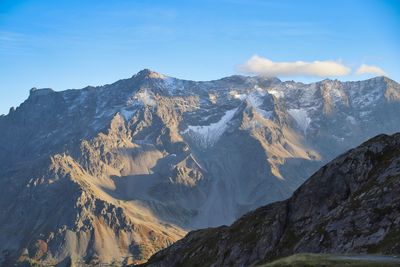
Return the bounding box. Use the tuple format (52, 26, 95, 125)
(134, 68, 166, 79)
(350, 76, 398, 86)
(29, 87, 54, 96)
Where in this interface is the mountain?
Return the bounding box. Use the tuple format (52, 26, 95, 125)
(144, 132, 400, 267)
(0, 69, 399, 265)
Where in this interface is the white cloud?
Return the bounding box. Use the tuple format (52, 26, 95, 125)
(239, 55, 351, 77)
(355, 64, 388, 77)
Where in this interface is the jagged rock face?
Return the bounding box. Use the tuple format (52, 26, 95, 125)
(0, 69, 399, 265)
(145, 133, 400, 267)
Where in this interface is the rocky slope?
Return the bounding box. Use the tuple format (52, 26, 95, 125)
(0, 70, 400, 265)
(144, 133, 400, 267)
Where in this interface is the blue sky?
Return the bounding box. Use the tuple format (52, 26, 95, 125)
(0, 0, 399, 115)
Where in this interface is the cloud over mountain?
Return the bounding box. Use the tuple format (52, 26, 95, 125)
(239, 55, 351, 77)
(356, 64, 388, 77)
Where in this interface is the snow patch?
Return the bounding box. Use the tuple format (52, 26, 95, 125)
(247, 91, 273, 120)
(230, 91, 247, 100)
(162, 77, 186, 95)
(135, 90, 156, 106)
(288, 108, 311, 134)
(183, 108, 238, 148)
(247, 92, 264, 107)
(267, 89, 284, 98)
(351, 89, 381, 108)
(230, 90, 273, 120)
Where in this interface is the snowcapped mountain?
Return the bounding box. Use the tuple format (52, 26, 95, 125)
(0, 69, 399, 265)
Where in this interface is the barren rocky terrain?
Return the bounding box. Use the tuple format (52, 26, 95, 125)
(0, 70, 399, 265)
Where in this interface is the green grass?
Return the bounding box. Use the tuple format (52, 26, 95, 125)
(258, 253, 400, 267)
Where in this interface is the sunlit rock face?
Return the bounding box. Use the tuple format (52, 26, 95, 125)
(0, 69, 399, 265)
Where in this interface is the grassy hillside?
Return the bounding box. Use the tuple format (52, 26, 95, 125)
(259, 253, 400, 267)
